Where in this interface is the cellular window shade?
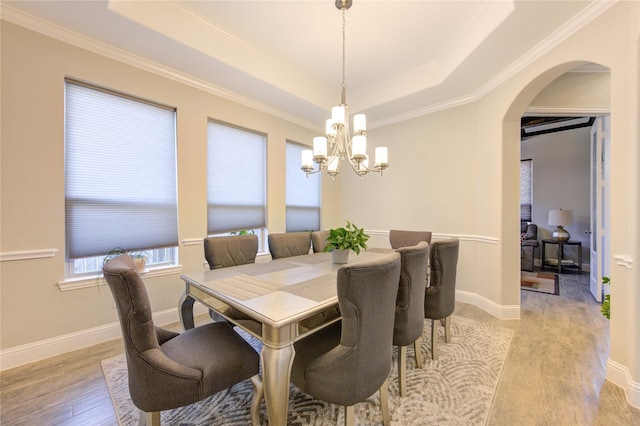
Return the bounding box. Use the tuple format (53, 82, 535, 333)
(286, 142, 320, 232)
(65, 81, 178, 258)
(207, 121, 266, 234)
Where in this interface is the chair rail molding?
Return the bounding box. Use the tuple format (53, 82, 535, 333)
(613, 254, 633, 269)
(182, 238, 204, 246)
(0, 249, 58, 262)
(367, 230, 499, 245)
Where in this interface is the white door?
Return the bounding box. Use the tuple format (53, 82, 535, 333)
(589, 116, 610, 302)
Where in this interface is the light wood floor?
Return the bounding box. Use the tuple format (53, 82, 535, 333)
(2, 271, 639, 425)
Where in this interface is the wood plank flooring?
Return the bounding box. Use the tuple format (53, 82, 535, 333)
(1, 272, 639, 425)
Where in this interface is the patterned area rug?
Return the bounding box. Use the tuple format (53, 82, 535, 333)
(101, 316, 513, 426)
(521, 271, 560, 295)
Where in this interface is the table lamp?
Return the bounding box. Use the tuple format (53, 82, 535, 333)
(548, 209, 573, 241)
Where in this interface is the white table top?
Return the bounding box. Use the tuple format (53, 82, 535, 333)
(181, 250, 392, 329)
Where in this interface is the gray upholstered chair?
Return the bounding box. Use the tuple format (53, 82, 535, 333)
(289, 252, 401, 426)
(393, 241, 429, 397)
(389, 229, 432, 249)
(204, 234, 258, 269)
(311, 230, 330, 253)
(424, 238, 459, 360)
(180, 235, 261, 333)
(204, 234, 262, 335)
(267, 231, 311, 259)
(102, 254, 261, 426)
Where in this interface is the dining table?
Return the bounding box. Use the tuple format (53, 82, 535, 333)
(178, 249, 393, 426)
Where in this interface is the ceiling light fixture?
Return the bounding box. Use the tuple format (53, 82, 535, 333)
(301, 0, 389, 180)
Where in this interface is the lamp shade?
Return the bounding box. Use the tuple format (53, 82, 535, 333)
(548, 209, 574, 226)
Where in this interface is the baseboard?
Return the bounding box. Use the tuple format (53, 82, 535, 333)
(0, 304, 210, 371)
(606, 358, 640, 409)
(2, 290, 517, 371)
(456, 290, 521, 320)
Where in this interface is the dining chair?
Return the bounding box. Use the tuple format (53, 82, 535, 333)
(204, 234, 259, 269)
(179, 235, 261, 333)
(204, 234, 262, 335)
(311, 230, 330, 253)
(102, 254, 261, 426)
(286, 252, 401, 426)
(393, 241, 429, 397)
(267, 232, 311, 259)
(424, 238, 460, 360)
(389, 229, 433, 249)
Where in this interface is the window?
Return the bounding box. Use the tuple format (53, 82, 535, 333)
(65, 80, 178, 277)
(520, 159, 533, 222)
(207, 121, 266, 247)
(286, 141, 321, 232)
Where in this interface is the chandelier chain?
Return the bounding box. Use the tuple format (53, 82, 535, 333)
(341, 4, 347, 105)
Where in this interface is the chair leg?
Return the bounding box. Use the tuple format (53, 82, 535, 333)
(397, 345, 407, 397)
(431, 318, 439, 360)
(414, 336, 423, 368)
(444, 316, 452, 343)
(380, 377, 391, 426)
(250, 374, 263, 426)
(344, 405, 356, 426)
(178, 290, 195, 330)
(138, 411, 160, 426)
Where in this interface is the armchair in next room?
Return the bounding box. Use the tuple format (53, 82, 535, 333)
(521, 222, 539, 272)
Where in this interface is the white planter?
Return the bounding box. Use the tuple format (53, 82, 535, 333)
(332, 249, 350, 264)
(133, 257, 147, 272)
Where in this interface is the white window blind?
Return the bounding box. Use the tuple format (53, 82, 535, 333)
(65, 80, 178, 258)
(286, 141, 321, 232)
(207, 121, 266, 234)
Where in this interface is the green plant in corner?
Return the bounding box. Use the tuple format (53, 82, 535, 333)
(323, 221, 369, 254)
(601, 276, 611, 319)
(230, 229, 256, 236)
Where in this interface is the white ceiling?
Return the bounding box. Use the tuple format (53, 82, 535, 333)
(2, 0, 612, 131)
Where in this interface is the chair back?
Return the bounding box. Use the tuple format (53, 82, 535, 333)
(393, 241, 429, 346)
(389, 229, 432, 249)
(268, 232, 311, 259)
(311, 230, 330, 253)
(302, 252, 401, 405)
(424, 238, 459, 319)
(204, 234, 258, 269)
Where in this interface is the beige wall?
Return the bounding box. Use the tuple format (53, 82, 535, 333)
(0, 21, 318, 350)
(2, 1, 640, 409)
(326, 1, 640, 406)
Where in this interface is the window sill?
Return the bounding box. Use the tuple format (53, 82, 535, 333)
(57, 264, 183, 292)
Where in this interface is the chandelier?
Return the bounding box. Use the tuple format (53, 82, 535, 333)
(301, 0, 389, 179)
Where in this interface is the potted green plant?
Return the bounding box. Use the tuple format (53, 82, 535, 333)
(323, 221, 369, 264)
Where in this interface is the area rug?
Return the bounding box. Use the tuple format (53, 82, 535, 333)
(102, 316, 513, 426)
(521, 271, 560, 295)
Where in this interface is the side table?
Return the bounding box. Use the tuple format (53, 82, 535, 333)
(541, 239, 582, 274)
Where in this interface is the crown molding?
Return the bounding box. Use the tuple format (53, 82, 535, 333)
(1, 0, 616, 132)
(0, 4, 318, 132)
(370, 1, 615, 129)
(474, 0, 616, 100)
